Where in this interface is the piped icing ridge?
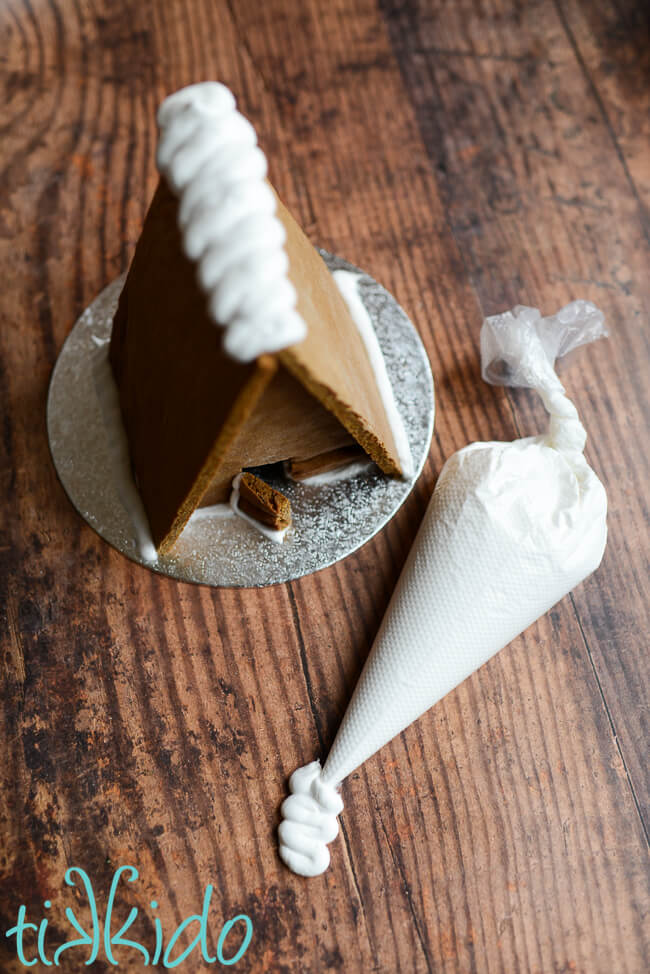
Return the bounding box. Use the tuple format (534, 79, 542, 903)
(156, 82, 306, 362)
(278, 761, 343, 877)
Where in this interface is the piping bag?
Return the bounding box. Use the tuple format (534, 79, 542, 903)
(278, 301, 608, 877)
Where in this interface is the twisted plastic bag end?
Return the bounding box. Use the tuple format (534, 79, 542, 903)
(481, 301, 607, 389)
(480, 301, 607, 457)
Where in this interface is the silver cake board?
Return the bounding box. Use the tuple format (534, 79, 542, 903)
(47, 251, 434, 587)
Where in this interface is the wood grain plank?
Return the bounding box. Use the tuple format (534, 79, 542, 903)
(0, 0, 647, 972)
(554, 0, 650, 221)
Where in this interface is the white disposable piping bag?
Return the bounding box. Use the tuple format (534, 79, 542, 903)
(278, 301, 608, 877)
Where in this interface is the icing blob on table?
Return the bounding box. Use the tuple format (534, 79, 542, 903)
(278, 762, 343, 877)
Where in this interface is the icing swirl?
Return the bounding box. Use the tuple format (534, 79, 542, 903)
(278, 761, 343, 877)
(156, 82, 306, 362)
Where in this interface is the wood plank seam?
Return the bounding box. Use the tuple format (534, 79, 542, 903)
(552, 0, 650, 246)
(568, 590, 650, 845)
(378, 813, 435, 973)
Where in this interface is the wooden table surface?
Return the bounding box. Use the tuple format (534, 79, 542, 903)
(1, 1, 648, 971)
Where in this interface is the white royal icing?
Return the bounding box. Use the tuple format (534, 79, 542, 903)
(93, 348, 158, 564)
(278, 762, 343, 877)
(188, 502, 233, 521)
(156, 82, 306, 362)
(284, 457, 374, 486)
(333, 270, 413, 478)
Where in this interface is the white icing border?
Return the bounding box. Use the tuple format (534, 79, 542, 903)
(188, 502, 233, 521)
(333, 270, 413, 478)
(93, 348, 158, 563)
(284, 457, 374, 486)
(156, 82, 306, 362)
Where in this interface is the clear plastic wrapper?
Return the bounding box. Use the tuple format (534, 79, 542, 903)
(481, 300, 607, 388)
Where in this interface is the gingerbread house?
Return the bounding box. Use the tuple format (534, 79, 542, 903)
(109, 83, 410, 553)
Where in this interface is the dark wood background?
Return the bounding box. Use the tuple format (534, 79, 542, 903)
(1, 1, 648, 971)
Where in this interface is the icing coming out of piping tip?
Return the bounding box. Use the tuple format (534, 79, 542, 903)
(156, 82, 306, 362)
(278, 762, 343, 877)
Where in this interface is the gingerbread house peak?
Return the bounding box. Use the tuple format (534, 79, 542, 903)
(156, 82, 306, 362)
